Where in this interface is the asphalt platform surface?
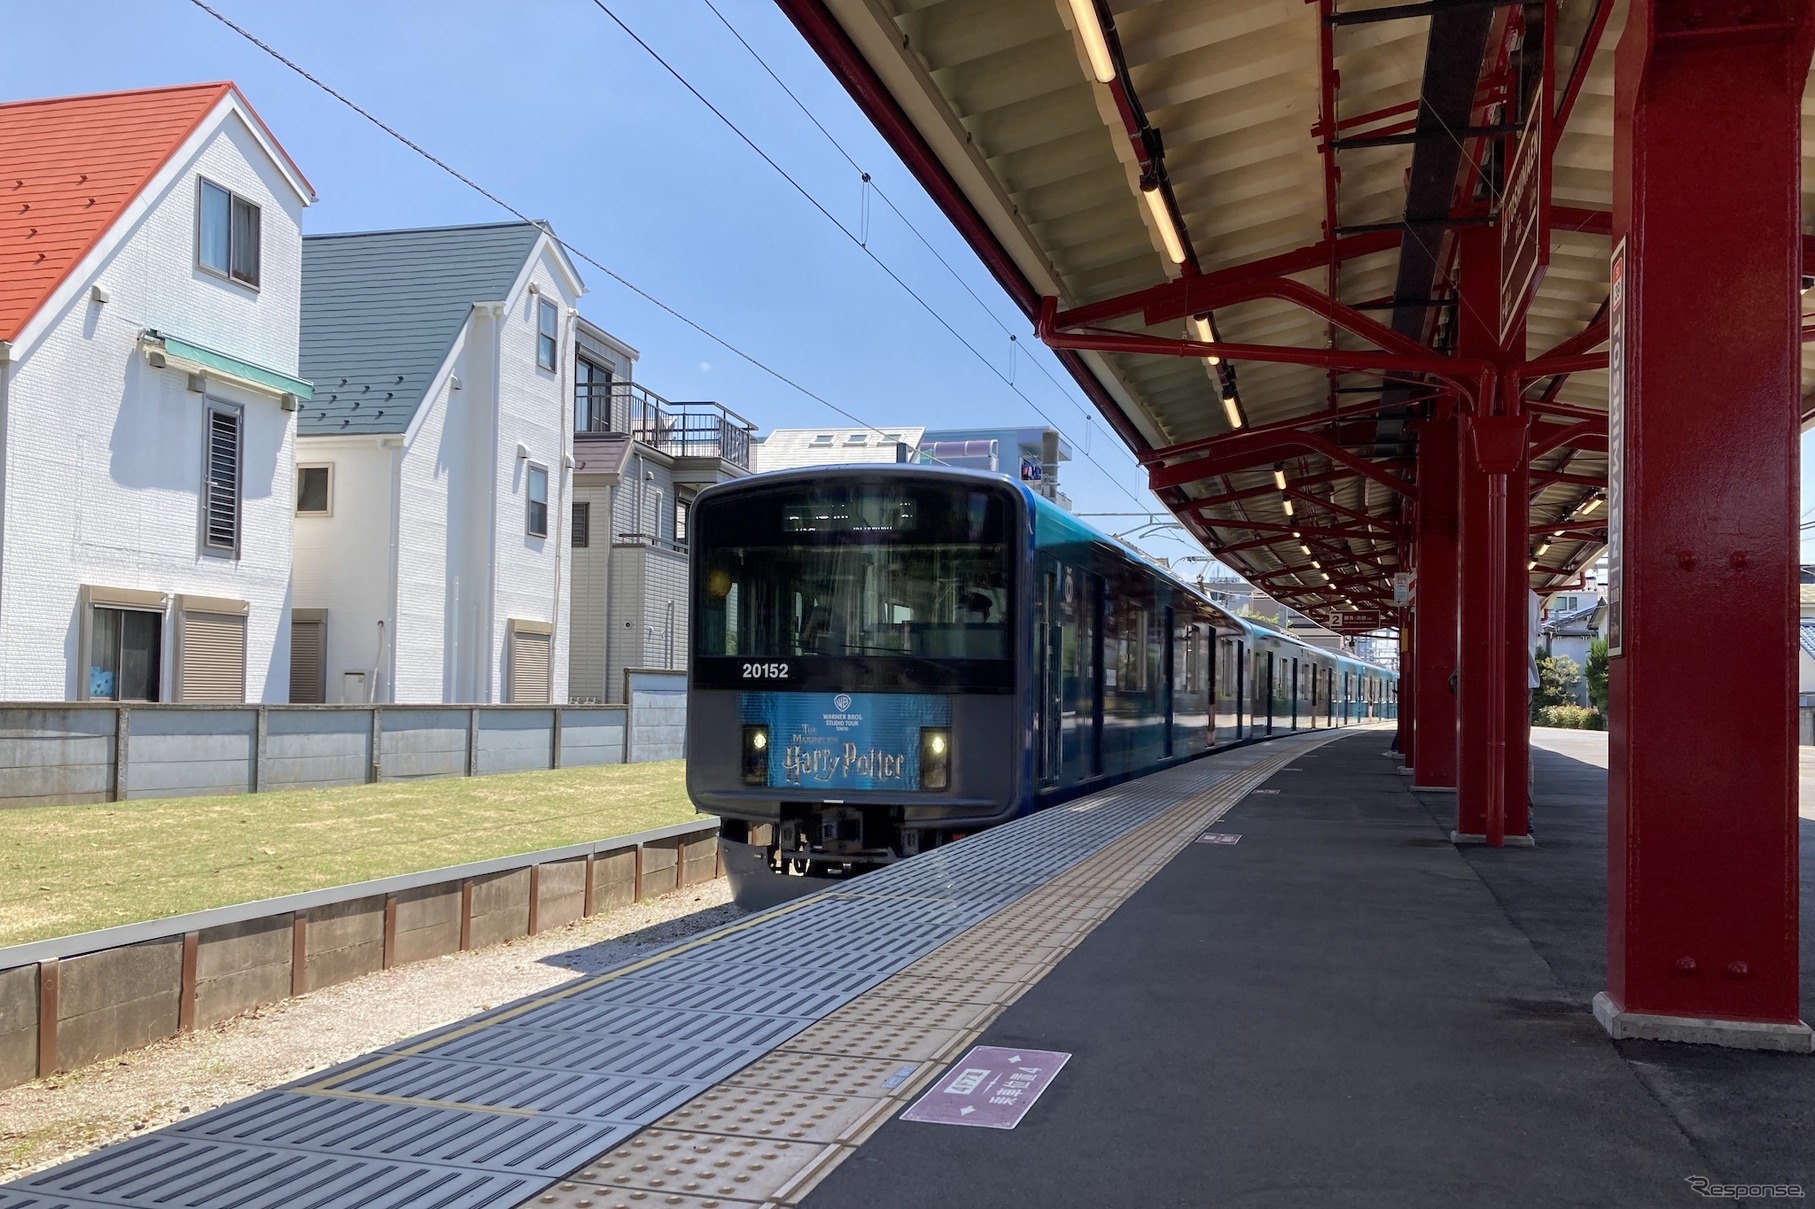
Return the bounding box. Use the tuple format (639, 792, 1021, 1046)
(803, 731, 1813, 1208)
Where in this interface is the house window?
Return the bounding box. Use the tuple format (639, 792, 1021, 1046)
(202, 404, 242, 555)
(177, 600, 248, 704)
(575, 357, 612, 431)
(1554, 595, 1578, 613)
(572, 501, 590, 548)
(537, 298, 559, 371)
(508, 620, 553, 703)
(296, 464, 331, 515)
(90, 607, 162, 701)
(526, 463, 549, 537)
(674, 498, 690, 549)
(810, 434, 833, 447)
(290, 609, 327, 704)
(198, 179, 260, 287)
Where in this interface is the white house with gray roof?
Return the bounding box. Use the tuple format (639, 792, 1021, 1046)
(290, 220, 582, 704)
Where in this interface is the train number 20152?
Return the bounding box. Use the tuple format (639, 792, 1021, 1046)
(741, 662, 791, 680)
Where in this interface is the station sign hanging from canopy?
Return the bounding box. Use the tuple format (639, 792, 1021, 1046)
(1499, 5, 1554, 344)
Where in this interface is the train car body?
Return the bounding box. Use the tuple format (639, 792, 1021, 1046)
(686, 465, 1394, 907)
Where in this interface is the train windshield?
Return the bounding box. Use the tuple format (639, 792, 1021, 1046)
(695, 481, 1013, 661)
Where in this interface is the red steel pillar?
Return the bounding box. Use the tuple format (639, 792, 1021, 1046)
(1410, 415, 1459, 790)
(1453, 226, 1533, 844)
(1599, 0, 1814, 1048)
(1397, 609, 1414, 760)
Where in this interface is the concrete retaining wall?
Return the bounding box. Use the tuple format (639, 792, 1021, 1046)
(0, 818, 720, 1091)
(0, 701, 676, 808)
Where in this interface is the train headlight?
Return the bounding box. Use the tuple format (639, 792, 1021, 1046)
(919, 727, 951, 791)
(741, 725, 770, 785)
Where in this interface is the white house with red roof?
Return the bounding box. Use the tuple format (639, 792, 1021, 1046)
(0, 82, 314, 704)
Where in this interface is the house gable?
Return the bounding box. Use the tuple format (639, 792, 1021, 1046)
(298, 222, 555, 439)
(0, 82, 312, 347)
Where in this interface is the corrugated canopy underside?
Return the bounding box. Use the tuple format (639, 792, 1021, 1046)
(807, 0, 1815, 631)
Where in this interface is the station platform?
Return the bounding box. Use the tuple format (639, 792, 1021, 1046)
(3, 727, 1810, 1208)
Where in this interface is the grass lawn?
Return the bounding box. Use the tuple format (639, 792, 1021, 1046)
(0, 761, 696, 948)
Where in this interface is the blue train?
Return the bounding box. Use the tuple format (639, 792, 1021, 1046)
(686, 464, 1396, 906)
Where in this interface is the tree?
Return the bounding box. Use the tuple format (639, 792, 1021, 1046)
(1531, 647, 1584, 720)
(1584, 638, 1609, 715)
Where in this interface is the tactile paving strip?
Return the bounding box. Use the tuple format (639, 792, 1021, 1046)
(0, 728, 1369, 1209)
(653, 1086, 893, 1146)
(519, 729, 1365, 1208)
(562, 1131, 835, 1201)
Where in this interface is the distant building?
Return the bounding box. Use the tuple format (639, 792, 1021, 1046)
(750, 424, 1072, 509)
(751, 426, 922, 471)
(292, 221, 583, 704)
(919, 426, 1071, 510)
(568, 316, 754, 703)
(1538, 594, 1607, 705)
(0, 83, 315, 704)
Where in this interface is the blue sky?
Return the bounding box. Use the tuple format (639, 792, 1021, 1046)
(9, 0, 1810, 568)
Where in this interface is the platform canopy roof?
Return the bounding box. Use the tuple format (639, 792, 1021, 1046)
(777, 0, 1815, 633)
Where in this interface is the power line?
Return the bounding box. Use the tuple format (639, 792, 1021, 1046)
(585, 0, 1148, 507)
(697, 0, 1116, 452)
(184, 0, 958, 463)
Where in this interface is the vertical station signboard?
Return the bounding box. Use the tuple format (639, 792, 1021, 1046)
(1606, 240, 1626, 656)
(1498, 2, 1554, 343)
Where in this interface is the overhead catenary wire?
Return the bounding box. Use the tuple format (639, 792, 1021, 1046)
(695, 0, 1115, 441)
(183, 0, 964, 465)
(584, 0, 1150, 509)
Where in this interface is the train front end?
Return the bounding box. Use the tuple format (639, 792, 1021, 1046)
(687, 469, 1026, 908)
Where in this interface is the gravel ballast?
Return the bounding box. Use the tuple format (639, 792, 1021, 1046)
(0, 880, 740, 1177)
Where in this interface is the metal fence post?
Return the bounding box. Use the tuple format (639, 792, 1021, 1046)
(369, 707, 383, 784)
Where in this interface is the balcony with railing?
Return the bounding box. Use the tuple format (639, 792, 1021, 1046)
(574, 380, 755, 470)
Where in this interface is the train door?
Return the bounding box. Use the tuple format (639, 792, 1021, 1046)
(1086, 571, 1104, 777)
(1327, 668, 1335, 726)
(1161, 606, 1175, 758)
(1234, 640, 1246, 741)
(1264, 651, 1275, 734)
(1035, 558, 1061, 788)
(1308, 659, 1319, 729)
(1290, 657, 1299, 730)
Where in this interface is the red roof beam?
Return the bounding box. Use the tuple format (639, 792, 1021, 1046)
(1529, 419, 1607, 458)
(1042, 231, 1400, 333)
(1147, 430, 1419, 497)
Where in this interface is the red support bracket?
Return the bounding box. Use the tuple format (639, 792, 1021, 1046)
(1148, 430, 1419, 497)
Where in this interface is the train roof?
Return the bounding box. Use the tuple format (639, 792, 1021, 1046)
(703, 464, 1396, 678)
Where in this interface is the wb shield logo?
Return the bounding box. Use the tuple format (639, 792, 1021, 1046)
(833, 693, 853, 712)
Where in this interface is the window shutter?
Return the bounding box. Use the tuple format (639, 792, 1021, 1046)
(290, 619, 326, 703)
(509, 627, 552, 704)
(204, 409, 241, 551)
(180, 610, 247, 703)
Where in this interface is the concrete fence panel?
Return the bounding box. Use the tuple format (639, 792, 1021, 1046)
(263, 707, 372, 791)
(475, 709, 557, 776)
(0, 707, 115, 806)
(125, 709, 256, 800)
(0, 702, 662, 809)
(559, 707, 627, 767)
(378, 708, 471, 781)
(626, 669, 687, 763)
